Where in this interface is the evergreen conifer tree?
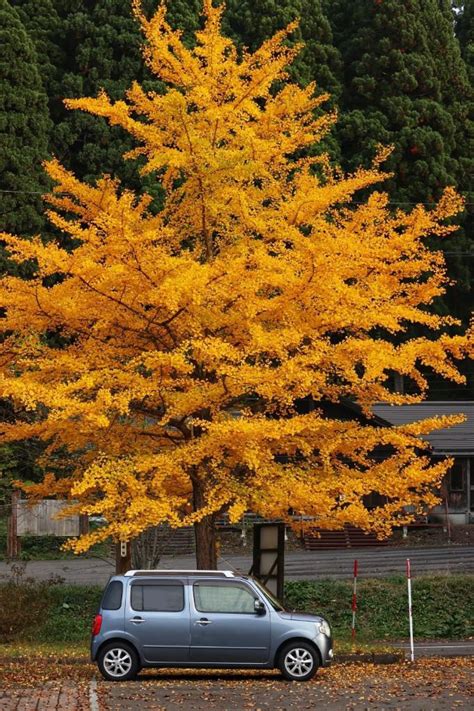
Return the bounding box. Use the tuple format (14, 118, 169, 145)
(456, 0, 474, 80)
(429, 1, 474, 325)
(225, 0, 342, 103)
(15, 1, 200, 198)
(331, 0, 473, 337)
(332, 0, 456, 199)
(0, 0, 51, 248)
(224, 0, 342, 157)
(48, 0, 158, 192)
(12, 0, 62, 105)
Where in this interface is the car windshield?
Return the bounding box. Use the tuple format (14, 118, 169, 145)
(252, 578, 285, 612)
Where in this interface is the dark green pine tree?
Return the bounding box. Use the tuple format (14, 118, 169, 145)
(52, 0, 154, 191)
(331, 0, 459, 201)
(427, 1, 474, 324)
(158, 0, 203, 40)
(225, 0, 342, 98)
(11, 0, 63, 107)
(224, 0, 343, 157)
(0, 0, 51, 244)
(331, 0, 474, 395)
(456, 1, 474, 81)
(17, 0, 201, 200)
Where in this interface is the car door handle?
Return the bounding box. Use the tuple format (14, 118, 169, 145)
(129, 617, 146, 624)
(195, 618, 212, 626)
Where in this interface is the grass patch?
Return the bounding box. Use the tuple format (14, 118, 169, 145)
(0, 640, 89, 658)
(284, 574, 474, 642)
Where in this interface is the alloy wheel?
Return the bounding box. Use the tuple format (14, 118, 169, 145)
(283, 647, 314, 678)
(103, 648, 133, 678)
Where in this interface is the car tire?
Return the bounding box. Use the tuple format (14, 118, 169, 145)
(97, 642, 140, 682)
(278, 641, 319, 682)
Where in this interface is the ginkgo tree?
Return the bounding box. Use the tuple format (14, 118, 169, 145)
(0, 0, 472, 568)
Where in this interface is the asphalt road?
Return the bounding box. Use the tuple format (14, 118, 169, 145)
(98, 660, 474, 711)
(1, 545, 473, 585)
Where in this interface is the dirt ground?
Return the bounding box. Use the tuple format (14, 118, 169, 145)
(388, 525, 474, 548)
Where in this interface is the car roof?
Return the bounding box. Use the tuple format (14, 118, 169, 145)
(124, 569, 238, 578)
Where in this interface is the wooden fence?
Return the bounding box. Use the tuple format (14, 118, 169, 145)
(6, 493, 86, 559)
(16, 499, 80, 537)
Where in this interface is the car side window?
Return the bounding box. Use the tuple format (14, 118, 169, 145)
(131, 582, 184, 612)
(194, 582, 257, 614)
(102, 580, 123, 610)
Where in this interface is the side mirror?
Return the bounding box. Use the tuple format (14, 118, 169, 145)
(254, 598, 266, 615)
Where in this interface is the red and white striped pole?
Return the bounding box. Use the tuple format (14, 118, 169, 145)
(406, 558, 415, 661)
(351, 559, 358, 643)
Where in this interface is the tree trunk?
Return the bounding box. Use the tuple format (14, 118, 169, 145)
(115, 541, 132, 575)
(193, 480, 217, 569)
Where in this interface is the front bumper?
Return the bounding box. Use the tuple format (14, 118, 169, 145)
(316, 633, 333, 666)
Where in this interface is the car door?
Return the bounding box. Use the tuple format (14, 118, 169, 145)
(189, 579, 271, 664)
(124, 578, 190, 663)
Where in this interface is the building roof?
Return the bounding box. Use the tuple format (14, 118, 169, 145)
(372, 402, 474, 456)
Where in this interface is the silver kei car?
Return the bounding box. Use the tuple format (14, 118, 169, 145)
(91, 569, 333, 682)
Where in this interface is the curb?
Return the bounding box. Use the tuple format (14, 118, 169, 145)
(335, 652, 404, 664)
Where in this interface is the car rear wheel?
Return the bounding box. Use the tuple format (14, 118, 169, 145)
(98, 642, 139, 681)
(278, 641, 319, 682)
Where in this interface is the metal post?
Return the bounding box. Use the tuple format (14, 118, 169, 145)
(406, 558, 415, 662)
(351, 559, 358, 643)
(442, 480, 452, 543)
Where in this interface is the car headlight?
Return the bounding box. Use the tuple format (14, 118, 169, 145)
(316, 619, 331, 637)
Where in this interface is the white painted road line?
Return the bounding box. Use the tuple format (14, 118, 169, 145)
(89, 678, 100, 711)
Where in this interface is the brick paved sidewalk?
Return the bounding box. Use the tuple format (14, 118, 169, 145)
(0, 682, 90, 711)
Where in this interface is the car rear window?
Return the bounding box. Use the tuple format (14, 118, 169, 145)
(102, 580, 123, 610)
(131, 582, 184, 612)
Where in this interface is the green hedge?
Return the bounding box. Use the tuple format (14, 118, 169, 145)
(1, 574, 473, 644)
(284, 575, 474, 641)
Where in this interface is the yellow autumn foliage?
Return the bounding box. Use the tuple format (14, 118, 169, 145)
(0, 1, 472, 557)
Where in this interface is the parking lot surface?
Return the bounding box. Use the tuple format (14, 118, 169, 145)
(1, 659, 473, 710)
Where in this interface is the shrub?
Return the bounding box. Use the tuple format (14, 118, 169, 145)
(0, 563, 61, 642)
(37, 585, 102, 642)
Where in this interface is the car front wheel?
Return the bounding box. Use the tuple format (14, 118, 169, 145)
(278, 641, 319, 682)
(97, 642, 139, 681)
